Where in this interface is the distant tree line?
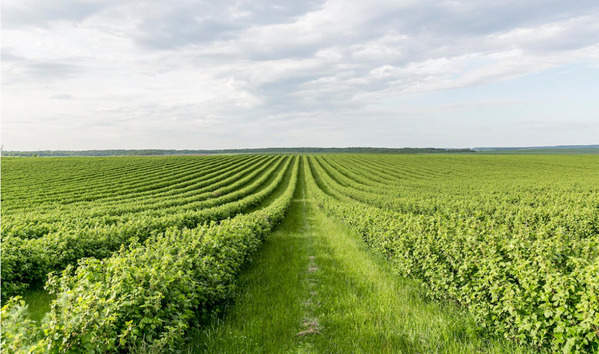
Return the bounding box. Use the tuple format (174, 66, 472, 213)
(2, 147, 475, 157)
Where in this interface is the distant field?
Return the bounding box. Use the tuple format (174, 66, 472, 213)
(2, 154, 598, 352)
(475, 148, 599, 155)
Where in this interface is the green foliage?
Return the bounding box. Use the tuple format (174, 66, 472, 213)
(305, 154, 599, 352)
(1, 297, 48, 353)
(2, 155, 291, 298)
(2, 153, 597, 352)
(1, 156, 299, 352)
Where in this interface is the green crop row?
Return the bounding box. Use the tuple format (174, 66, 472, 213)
(1, 155, 276, 233)
(1, 157, 300, 353)
(1, 156, 293, 298)
(314, 156, 598, 239)
(2, 156, 223, 207)
(1, 155, 263, 215)
(305, 155, 599, 352)
(1, 155, 281, 243)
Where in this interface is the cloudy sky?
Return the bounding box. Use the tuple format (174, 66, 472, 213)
(2, 0, 598, 150)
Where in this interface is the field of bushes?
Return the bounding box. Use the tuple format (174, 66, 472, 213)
(1, 154, 597, 352)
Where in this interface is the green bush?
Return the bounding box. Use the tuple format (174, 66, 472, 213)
(306, 155, 599, 352)
(1, 157, 298, 352)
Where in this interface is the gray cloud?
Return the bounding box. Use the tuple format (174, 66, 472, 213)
(1, 0, 116, 28)
(1, 48, 25, 62)
(3, 60, 82, 85)
(133, 0, 325, 50)
(25, 62, 81, 79)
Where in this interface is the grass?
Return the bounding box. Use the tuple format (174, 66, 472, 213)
(182, 160, 534, 353)
(21, 286, 54, 324)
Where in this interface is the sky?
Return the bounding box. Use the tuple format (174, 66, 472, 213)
(2, 0, 599, 150)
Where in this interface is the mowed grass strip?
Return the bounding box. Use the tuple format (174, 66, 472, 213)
(183, 160, 312, 353)
(182, 161, 533, 353)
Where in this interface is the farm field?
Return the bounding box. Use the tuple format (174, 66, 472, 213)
(1, 154, 598, 353)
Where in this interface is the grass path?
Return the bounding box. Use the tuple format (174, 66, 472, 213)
(182, 162, 531, 353)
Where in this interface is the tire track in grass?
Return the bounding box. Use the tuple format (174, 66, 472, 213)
(296, 189, 322, 352)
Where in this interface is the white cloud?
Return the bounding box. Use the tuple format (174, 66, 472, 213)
(2, 0, 599, 150)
